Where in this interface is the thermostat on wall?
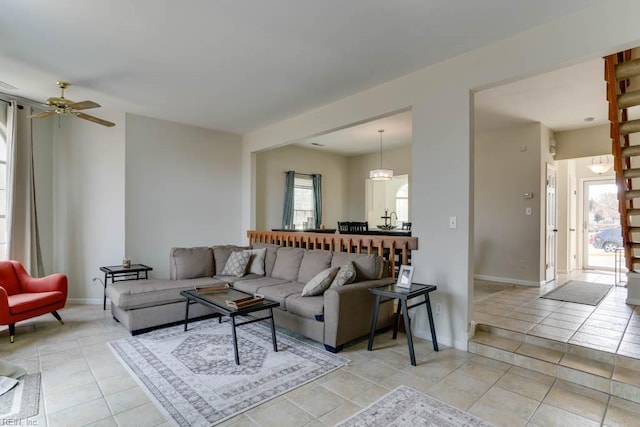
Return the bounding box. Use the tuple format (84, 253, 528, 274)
(523, 192, 534, 199)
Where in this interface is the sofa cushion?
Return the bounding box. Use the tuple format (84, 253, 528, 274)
(214, 273, 262, 285)
(286, 294, 324, 320)
(257, 282, 304, 309)
(170, 247, 214, 280)
(297, 250, 333, 284)
(330, 262, 356, 288)
(244, 248, 267, 275)
(331, 252, 383, 282)
(221, 251, 251, 277)
(251, 243, 279, 277)
(212, 245, 249, 275)
(8, 292, 65, 315)
(232, 276, 290, 294)
(301, 267, 338, 296)
(271, 248, 305, 281)
(106, 278, 224, 309)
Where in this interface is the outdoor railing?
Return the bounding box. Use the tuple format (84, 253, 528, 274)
(247, 230, 418, 278)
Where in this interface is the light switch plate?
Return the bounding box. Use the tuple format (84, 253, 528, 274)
(449, 216, 457, 229)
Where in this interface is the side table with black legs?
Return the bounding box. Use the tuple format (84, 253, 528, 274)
(367, 282, 438, 366)
(100, 264, 153, 310)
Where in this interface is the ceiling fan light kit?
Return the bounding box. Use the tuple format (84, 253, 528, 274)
(27, 81, 115, 127)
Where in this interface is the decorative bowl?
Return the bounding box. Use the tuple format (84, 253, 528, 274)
(376, 224, 396, 230)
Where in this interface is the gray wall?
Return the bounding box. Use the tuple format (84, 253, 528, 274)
(474, 124, 546, 284)
(255, 145, 349, 230)
(346, 145, 412, 220)
(254, 144, 412, 230)
(554, 125, 610, 160)
(125, 114, 243, 279)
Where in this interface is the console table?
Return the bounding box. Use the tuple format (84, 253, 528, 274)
(100, 264, 152, 310)
(367, 282, 438, 366)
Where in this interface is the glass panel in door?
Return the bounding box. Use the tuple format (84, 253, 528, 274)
(584, 179, 620, 269)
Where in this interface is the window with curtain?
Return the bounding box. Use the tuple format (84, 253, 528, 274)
(293, 175, 315, 229)
(395, 183, 409, 222)
(0, 104, 7, 260)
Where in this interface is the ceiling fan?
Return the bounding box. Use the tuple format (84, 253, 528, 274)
(28, 81, 115, 127)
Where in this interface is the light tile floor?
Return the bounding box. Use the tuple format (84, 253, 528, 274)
(0, 280, 638, 426)
(474, 270, 640, 358)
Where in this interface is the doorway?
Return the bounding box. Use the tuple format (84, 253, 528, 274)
(545, 164, 557, 282)
(583, 179, 620, 270)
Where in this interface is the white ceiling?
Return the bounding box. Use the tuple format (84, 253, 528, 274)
(296, 58, 609, 155)
(474, 58, 608, 133)
(0, 0, 601, 136)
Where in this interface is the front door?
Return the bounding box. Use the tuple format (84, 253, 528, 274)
(584, 179, 619, 269)
(545, 164, 557, 282)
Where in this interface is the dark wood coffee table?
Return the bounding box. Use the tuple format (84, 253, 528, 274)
(180, 288, 280, 365)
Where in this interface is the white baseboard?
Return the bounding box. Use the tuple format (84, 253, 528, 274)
(474, 274, 542, 287)
(67, 298, 102, 305)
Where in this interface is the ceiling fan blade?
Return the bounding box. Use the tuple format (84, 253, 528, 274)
(28, 110, 56, 119)
(68, 100, 101, 110)
(75, 112, 116, 127)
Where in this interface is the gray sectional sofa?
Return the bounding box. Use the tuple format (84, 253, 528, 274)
(106, 243, 395, 352)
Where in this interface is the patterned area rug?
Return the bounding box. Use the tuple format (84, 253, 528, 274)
(109, 318, 349, 426)
(540, 280, 613, 306)
(0, 373, 41, 422)
(337, 386, 494, 427)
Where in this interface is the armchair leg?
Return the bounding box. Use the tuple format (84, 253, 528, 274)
(8, 323, 15, 343)
(51, 311, 64, 325)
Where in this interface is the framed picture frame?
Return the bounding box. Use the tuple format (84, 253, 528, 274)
(396, 265, 414, 288)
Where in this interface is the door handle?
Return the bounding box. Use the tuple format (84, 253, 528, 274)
(570, 228, 576, 231)
(553, 229, 558, 232)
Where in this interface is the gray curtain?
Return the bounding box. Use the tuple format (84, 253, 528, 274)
(6, 103, 44, 276)
(282, 170, 295, 228)
(312, 174, 322, 228)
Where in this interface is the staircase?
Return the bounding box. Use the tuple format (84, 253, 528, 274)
(605, 50, 640, 272)
(469, 324, 640, 403)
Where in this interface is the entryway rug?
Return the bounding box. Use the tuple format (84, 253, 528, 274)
(0, 373, 41, 422)
(336, 385, 494, 426)
(540, 280, 613, 306)
(109, 318, 349, 426)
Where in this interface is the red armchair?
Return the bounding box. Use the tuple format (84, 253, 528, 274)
(0, 261, 68, 343)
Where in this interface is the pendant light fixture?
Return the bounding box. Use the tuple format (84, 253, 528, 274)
(369, 129, 393, 181)
(586, 155, 613, 174)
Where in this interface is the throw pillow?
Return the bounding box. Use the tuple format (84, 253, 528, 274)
(301, 267, 339, 297)
(330, 262, 356, 288)
(221, 251, 251, 277)
(244, 248, 267, 275)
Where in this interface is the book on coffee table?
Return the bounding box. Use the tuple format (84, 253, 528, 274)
(194, 283, 229, 294)
(225, 294, 265, 309)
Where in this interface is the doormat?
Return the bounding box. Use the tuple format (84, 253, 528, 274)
(336, 385, 494, 426)
(0, 373, 41, 422)
(109, 318, 349, 426)
(540, 280, 613, 306)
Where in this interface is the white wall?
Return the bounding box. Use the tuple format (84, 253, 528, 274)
(255, 145, 348, 230)
(53, 111, 126, 303)
(475, 124, 544, 285)
(346, 144, 412, 220)
(32, 116, 54, 274)
(125, 114, 242, 279)
(556, 159, 572, 274)
(366, 175, 409, 227)
(242, 1, 640, 350)
(555, 125, 610, 160)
